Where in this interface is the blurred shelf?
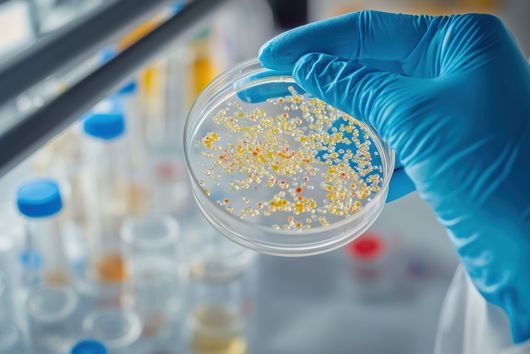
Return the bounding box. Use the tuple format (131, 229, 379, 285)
(0, 0, 226, 177)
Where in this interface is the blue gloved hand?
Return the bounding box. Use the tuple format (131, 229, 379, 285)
(259, 11, 530, 343)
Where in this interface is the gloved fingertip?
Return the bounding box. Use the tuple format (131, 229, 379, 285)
(258, 42, 273, 68)
(258, 40, 293, 71)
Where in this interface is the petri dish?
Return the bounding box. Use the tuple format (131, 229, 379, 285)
(184, 58, 394, 256)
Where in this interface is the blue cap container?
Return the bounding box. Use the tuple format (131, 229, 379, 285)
(16, 179, 63, 218)
(117, 80, 137, 95)
(83, 112, 125, 140)
(71, 340, 107, 354)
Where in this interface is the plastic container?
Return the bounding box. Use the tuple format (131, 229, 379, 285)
(82, 309, 142, 351)
(184, 59, 394, 256)
(16, 179, 72, 286)
(185, 215, 255, 282)
(0, 237, 27, 354)
(26, 286, 78, 354)
(189, 278, 247, 354)
(121, 214, 184, 337)
(81, 112, 134, 285)
(345, 230, 408, 301)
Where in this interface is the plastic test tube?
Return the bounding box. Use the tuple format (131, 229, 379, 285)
(82, 112, 132, 285)
(82, 308, 142, 353)
(345, 231, 403, 301)
(100, 48, 146, 165)
(189, 278, 247, 354)
(0, 236, 27, 354)
(16, 178, 72, 287)
(16, 179, 79, 354)
(115, 81, 148, 172)
(121, 214, 184, 338)
(185, 218, 256, 282)
(184, 217, 254, 354)
(26, 285, 78, 354)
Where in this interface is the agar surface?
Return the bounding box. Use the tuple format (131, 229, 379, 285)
(195, 87, 383, 231)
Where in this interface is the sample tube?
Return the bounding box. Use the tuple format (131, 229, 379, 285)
(148, 149, 192, 216)
(189, 278, 247, 354)
(115, 81, 148, 172)
(0, 322, 25, 354)
(82, 308, 142, 352)
(26, 286, 78, 354)
(81, 112, 132, 285)
(70, 339, 108, 354)
(190, 29, 217, 98)
(121, 214, 184, 338)
(0, 236, 27, 354)
(345, 231, 403, 301)
(16, 178, 72, 287)
(185, 218, 256, 282)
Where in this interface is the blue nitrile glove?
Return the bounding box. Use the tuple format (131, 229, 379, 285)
(259, 11, 530, 343)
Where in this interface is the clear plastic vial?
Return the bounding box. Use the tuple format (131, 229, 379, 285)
(82, 308, 142, 352)
(0, 237, 27, 354)
(82, 112, 132, 285)
(16, 179, 72, 287)
(345, 231, 405, 301)
(189, 278, 248, 354)
(26, 286, 78, 354)
(185, 216, 256, 282)
(115, 81, 148, 172)
(121, 214, 184, 338)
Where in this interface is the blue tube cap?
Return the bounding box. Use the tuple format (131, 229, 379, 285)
(117, 80, 137, 95)
(16, 179, 63, 218)
(83, 112, 125, 140)
(71, 340, 108, 354)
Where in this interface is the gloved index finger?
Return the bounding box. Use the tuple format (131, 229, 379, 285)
(259, 10, 432, 72)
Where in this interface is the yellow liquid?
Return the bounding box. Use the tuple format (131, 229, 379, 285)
(192, 333, 247, 354)
(94, 253, 128, 284)
(191, 307, 247, 354)
(192, 57, 216, 97)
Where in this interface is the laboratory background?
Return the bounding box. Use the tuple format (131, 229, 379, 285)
(0, 0, 528, 354)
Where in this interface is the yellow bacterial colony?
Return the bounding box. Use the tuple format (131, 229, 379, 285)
(196, 87, 383, 231)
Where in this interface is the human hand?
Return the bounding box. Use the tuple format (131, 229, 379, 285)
(259, 11, 530, 342)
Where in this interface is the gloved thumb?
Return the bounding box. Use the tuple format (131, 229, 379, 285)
(292, 52, 425, 147)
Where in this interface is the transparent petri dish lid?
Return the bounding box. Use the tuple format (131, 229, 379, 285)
(184, 58, 394, 257)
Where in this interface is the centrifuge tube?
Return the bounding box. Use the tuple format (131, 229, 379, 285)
(82, 308, 142, 352)
(26, 286, 78, 354)
(121, 214, 185, 338)
(189, 278, 248, 354)
(345, 231, 404, 301)
(0, 236, 27, 354)
(82, 112, 142, 285)
(185, 217, 255, 282)
(115, 81, 148, 172)
(148, 150, 192, 216)
(16, 179, 72, 287)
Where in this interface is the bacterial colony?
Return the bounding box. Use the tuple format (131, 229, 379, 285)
(194, 86, 383, 232)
